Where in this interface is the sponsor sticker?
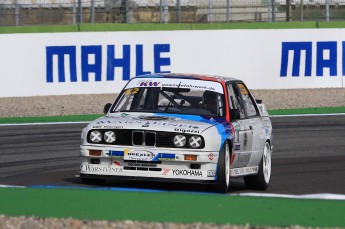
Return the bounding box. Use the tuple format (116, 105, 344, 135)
(159, 153, 176, 161)
(174, 128, 200, 134)
(234, 144, 241, 151)
(142, 122, 150, 127)
(81, 164, 122, 173)
(109, 159, 122, 167)
(124, 88, 139, 95)
(172, 169, 203, 177)
(162, 168, 171, 175)
(126, 78, 224, 94)
(238, 84, 249, 95)
(92, 125, 123, 129)
(127, 162, 157, 167)
(137, 80, 161, 87)
(124, 149, 155, 161)
(230, 166, 258, 176)
(207, 170, 216, 177)
(106, 151, 124, 158)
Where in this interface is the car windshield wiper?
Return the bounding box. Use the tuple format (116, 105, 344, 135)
(164, 81, 181, 113)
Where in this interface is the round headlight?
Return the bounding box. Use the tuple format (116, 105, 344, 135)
(173, 135, 186, 147)
(90, 130, 102, 143)
(189, 135, 202, 148)
(104, 131, 116, 143)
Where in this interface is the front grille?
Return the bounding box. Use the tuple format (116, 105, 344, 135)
(132, 131, 156, 146)
(132, 131, 144, 145)
(87, 129, 204, 148)
(156, 132, 176, 148)
(145, 132, 156, 146)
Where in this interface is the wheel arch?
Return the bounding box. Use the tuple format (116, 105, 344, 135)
(221, 138, 233, 162)
(221, 139, 233, 153)
(265, 139, 272, 154)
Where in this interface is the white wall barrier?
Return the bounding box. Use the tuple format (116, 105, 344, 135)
(0, 29, 344, 97)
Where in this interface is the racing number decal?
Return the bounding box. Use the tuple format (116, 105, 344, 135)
(125, 88, 139, 95)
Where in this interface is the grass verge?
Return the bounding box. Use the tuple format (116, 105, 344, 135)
(269, 107, 345, 116)
(0, 187, 344, 228)
(1, 21, 345, 34)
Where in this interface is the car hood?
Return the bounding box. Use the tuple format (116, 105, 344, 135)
(87, 112, 228, 134)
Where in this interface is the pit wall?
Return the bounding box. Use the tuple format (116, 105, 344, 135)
(0, 25, 344, 97)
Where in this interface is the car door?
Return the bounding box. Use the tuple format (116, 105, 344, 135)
(227, 82, 263, 168)
(236, 83, 264, 159)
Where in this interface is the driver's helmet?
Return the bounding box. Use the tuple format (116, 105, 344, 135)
(202, 90, 218, 114)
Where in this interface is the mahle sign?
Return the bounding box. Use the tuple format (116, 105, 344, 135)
(46, 44, 171, 83)
(280, 41, 344, 77)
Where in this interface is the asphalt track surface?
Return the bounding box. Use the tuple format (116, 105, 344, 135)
(0, 115, 344, 195)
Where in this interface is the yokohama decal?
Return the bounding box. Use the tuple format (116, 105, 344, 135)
(172, 169, 202, 177)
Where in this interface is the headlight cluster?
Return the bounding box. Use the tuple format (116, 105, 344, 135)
(173, 134, 203, 148)
(89, 130, 116, 143)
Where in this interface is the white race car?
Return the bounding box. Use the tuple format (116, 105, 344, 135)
(79, 73, 273, 193)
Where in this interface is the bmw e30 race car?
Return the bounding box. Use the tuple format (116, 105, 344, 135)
(79, 73, 273, 193)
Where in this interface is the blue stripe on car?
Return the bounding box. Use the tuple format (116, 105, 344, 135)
(152, 113, 233, 182)
(152, 113, 233, 151)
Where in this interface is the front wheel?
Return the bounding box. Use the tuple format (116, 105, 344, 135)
(244, 141, 272, 190)
(216, 142, 231, 193)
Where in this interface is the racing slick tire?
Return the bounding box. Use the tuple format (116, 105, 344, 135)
(216, 142, 231, 193)
(244, 141, 271, 190)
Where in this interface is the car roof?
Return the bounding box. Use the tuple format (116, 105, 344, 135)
(134, 73, 241, 83)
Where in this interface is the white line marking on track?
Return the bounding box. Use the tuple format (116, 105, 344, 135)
(0, 185, 25, 188)
(271, 113, 345, 118)
(0, 121, 90, 126)
(238, 193, 345, 200)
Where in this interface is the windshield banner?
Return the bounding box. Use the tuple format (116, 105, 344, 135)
(125, 78, 224, 94)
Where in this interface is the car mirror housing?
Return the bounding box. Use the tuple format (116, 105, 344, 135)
(103, 103, 112, 114)
(256, 99, 262, 104)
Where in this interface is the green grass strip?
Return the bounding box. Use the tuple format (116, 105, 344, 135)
(269, 107, 345, 116)
(0, 25, 78, 34)
(0, 187, 344, 227)
(2, 21, 345, 34)
(78, 22, 319, 32)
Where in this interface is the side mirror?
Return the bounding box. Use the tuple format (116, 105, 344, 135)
(256, 99, 262, 104)
(103, 103, 112, 114)
(230, 108, 240, 121)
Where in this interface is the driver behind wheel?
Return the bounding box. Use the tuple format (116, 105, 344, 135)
(202, 90, 219, 115)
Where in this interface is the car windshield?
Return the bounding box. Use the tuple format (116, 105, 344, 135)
(111, 78, 225, 116)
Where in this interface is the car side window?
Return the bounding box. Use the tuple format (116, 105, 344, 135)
(227, 84, 246, 119)
(237, 83, 259, 118)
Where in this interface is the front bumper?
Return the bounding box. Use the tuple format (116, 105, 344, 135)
(80, 145, 219, 181)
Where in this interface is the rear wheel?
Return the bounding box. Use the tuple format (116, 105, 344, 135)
(244, 141, 271, 190)
(216, 142, 231, 193)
